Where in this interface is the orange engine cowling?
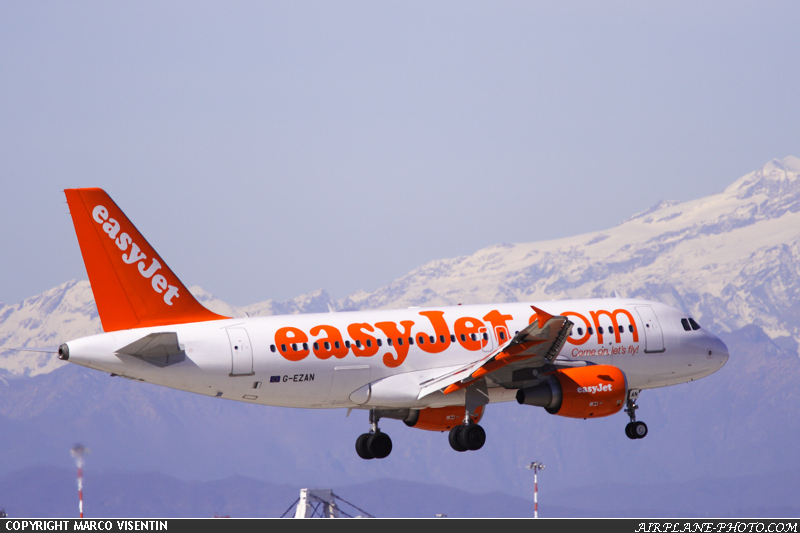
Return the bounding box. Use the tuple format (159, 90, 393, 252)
(404, 405, 484, 432)
(516, 365, 627, 419)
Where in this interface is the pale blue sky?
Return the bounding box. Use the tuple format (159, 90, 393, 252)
(2, 2, 798, 306)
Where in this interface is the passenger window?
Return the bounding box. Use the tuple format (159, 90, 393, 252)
(418, 336, 425, 344)
(689, 318, 701, 330)
(628, 325, 634, 332)
(577, 327, 584, 335)
(409, 337, 414, 345)
(618, 325, 623, 333)
(387, 338, 393, 346)
(440, 335, 446, 343)
(681, 318, 691, 331)
(345, 340, 351, 348)
(588, 327, 594, 335)
(334, 341, 340, 349)
(376, 339, 382, 347)
(460, 334, 467, 342)
(324, 341, 331, 350)
(599, 327, 604, 334)
(281, 344, 287, 352)
(398, 338, 404, 346)
(499, 331, 506, 340)
(430, 335, 435, 343)
(355, 340, 362, 348)
(450, 334, 456, 342)
(470, 333, 477, 341)
(367, 339, 373, 348)
(303, 343, 308, 351)
(291, 343, 297, 351)
(482, 332, 488, 340)
(270, 345, 276, 353)
(313, 342, 319, 350)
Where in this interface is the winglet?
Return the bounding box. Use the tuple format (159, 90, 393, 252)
(530, 305, 554, 326)
(65, 188, 229, 332)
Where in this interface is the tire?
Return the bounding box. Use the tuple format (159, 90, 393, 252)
(459, 424, 486, 451)
(367, 431, 393, 459)
(633, 421, 648, 439)
(625, 422, 636, 440)
(449, 426, 467, 452)
(356, 433, 374, 460)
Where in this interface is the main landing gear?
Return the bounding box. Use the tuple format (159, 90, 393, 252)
(355, 410, 393, 460)
(448, 378, 489, 452)
(624, 389, 648, 440)
(448, 419, 486, 452)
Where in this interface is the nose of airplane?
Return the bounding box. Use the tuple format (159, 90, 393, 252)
(708, 333, 729, 371)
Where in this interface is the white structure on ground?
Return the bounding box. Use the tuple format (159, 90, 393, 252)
(294, 489, 340, 518)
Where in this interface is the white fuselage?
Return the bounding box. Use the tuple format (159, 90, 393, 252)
(63, 298, 729, 410)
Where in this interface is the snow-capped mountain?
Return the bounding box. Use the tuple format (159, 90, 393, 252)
(2, 157, 800, 514)
(2, 156, 799, 378)
(339, 156, 800, 353)
(0, 282, 333, 377)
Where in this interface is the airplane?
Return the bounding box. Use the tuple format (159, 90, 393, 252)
(56, 188, 729, 460)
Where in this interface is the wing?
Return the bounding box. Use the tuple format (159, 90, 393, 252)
(417, 305, 572, 399)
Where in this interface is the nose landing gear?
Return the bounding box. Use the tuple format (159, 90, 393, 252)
(355, 409, 393, 460)
(624, 389, 648, 439)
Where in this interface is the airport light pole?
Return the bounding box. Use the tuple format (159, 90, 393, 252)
(525, 462, 545, 518)
(70, 445, 89, 518)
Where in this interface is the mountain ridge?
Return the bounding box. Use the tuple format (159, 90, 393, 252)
(2, 156, 799, 377)
(2, 157, 800, 513)
(2, 465, 797, 517)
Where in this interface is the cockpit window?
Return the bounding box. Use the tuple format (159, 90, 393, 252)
(681, 318, 691, 331)
(688, 318, 701, 330)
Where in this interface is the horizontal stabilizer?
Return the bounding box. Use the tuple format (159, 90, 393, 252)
(116, 332, 185, 367)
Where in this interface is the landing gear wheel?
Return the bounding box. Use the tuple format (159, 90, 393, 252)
(632, 421, 648, 439)
(356, 409, 392, 459)
(367, 431, 393, 459)
(458, 424, 486, 451)
(624, 390, 647, 440)
(449, 426, 467, 452)
(356, 433, 374, 459)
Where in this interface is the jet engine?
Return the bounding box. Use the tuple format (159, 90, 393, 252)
(402, 405, 484, 432)
(516, 365, 627, 419)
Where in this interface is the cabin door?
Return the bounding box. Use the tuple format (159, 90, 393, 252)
(635, 306, 665, 353)
(227, 328, 254, 376)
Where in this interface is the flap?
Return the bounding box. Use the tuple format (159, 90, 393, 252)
(417, 306, 573, 399)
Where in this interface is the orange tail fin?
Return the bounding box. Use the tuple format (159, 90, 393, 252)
(65, 188, 229, 332)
